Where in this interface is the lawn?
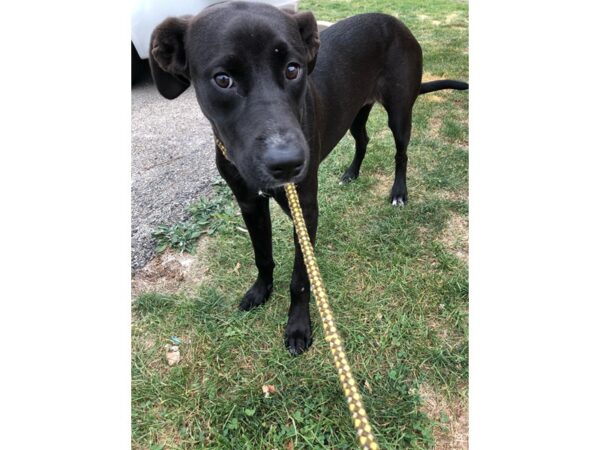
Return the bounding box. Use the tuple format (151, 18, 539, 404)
(132, 0, 468, 448)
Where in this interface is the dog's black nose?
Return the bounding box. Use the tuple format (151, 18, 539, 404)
(264, 147, 304, 181)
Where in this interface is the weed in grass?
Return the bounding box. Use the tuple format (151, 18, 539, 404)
(152, 182, 238, 254)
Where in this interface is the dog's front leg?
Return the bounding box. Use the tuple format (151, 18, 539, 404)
(217, 155, 274, 311)
(236, 195, 275, 310)
(278, 190, 318, 356)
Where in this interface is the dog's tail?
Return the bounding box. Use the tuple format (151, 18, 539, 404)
(419, 80, 469, 95)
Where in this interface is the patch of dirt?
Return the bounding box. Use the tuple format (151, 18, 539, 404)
(419, 383, 469, 449)
(457, 142, 469, 152)
(143, 337, 155, 351)
(445, 13, 460, 24)
(153, 419, 183, 449)
(427, 317, 449, 341)
(131, 333, 169, 374)
(434, 190, 468, 202)
(428, 115, 443, 138)
(374, 128, 392, 140)
(439, 212, 468, 262)
(424, 94, 444, 103)
(369, 167, 423, 205)
(371, 172, 394, 198)
(131, 238, 210, 297)
(422, 72, 439, 83)
(427, 312, 466, 351)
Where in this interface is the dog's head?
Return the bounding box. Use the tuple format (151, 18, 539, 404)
(149, 2, 320, 191)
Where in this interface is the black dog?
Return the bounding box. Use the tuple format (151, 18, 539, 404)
(149, 2, 468, 355)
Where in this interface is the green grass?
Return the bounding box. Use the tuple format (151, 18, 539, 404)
(133, 1, 468, 448)
(152, 182, 239, 254)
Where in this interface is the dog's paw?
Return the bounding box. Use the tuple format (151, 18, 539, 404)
(339, 168, 358, 184)
(391, 197, 405, 207)
(285, 320, 313, 356)
(239, 280, 273, 311)
(390, 190, 408, 207)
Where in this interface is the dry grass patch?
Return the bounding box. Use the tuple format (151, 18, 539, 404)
(132, 331, 171, 375)
(133, 325, 205, 377)
(445, 13, 459, 24)
(422, 71, 440, 82)
(423, 93, 444, 103)
(132, 425, 185, 450)
(428, 115, 443, 139)
(374, 127, 392, 140)
(370, 172, 394, 198)
(419, 383, 468, 450)
(434, 190, 468, 203)
(439, 212, 468, 262)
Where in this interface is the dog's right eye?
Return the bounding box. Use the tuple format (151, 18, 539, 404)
(285, 63, 300, 80)
(214, 73, 233, 89)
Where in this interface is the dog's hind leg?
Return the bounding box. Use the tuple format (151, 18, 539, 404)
(340, 104, 374, 183)
(383, 103, 414, 206)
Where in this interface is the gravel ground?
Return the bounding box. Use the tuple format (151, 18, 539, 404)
(131, 74, 218, 272)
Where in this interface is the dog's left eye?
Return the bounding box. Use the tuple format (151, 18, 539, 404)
(285, 63, 300, 80)
(214, 73, 233, 89)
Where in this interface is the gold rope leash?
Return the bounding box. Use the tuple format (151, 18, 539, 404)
(284, 184, 379, 450)
(216, 139, 379, 450)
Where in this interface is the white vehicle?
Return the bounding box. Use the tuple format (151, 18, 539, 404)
(131, 0, 300, 83)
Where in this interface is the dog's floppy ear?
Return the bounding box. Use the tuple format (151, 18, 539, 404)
(294, 11, 320, 73)
(149, 16, 191, 100)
